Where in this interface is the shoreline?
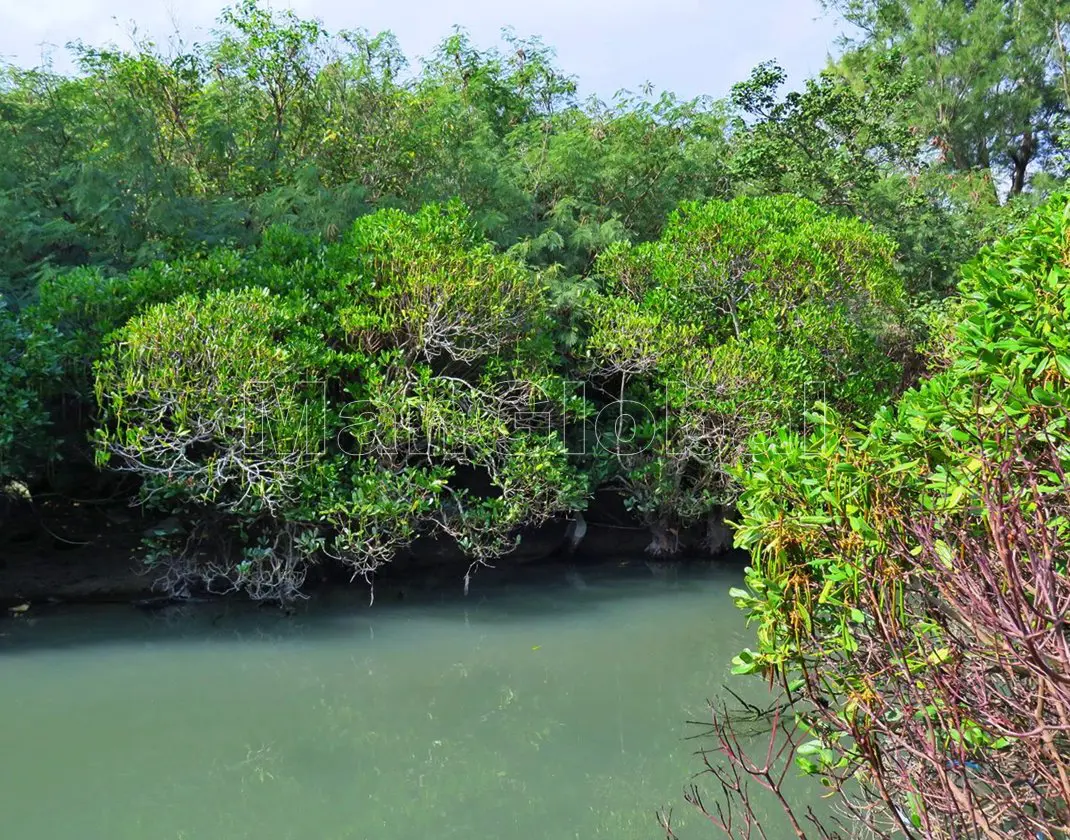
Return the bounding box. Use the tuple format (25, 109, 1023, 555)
(0, 500, 741, 609)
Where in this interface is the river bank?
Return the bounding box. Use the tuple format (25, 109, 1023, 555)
(0, 495, 740, 608)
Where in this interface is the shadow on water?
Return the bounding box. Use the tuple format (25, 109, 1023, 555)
(0, 558, 747, 655)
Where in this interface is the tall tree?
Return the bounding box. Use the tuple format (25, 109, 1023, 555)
(827, 0, 1070, 196)
(728, 54, 919, 210)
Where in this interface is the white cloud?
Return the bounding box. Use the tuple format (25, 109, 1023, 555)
(0, 0, 847, 99)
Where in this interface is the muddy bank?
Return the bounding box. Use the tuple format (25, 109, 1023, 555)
(0, 495, 740, 608)
(0, 497, 151, 605)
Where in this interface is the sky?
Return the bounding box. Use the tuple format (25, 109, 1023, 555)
(0, 0, 851, 101)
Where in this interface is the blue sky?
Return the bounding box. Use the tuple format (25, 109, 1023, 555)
(0, 0, 850, 100)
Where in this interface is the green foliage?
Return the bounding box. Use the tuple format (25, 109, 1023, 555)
(729, 54, 919, 211)
(826, 0, 1069, 197)
(0, 3, 734, 495)
(732, 191, 1070, 688)
(0, 1, 734, 295)
(322, 202, 550, 363)
(723, 193, 1070, 837)
(857, 168, 1025, 296)
(5, 0, 1067, 616)
(94, 204, 589, 597)
(0, 298, 56, 481)
(508, 91, 732, 273)
(583, 195, 909, 548)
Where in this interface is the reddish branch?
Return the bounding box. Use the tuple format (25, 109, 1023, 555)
(676, 431, 1070, 838)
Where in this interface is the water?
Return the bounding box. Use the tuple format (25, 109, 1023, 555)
(0, 565, 813, 839)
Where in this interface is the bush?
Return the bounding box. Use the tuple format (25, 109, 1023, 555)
(719, 194, 1070, 837)
(94, 203, 589, 599)
(1, 246, 260, 484)
(582, 195, 909, 552)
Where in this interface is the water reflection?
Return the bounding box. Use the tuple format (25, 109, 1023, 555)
(0, 564, 812, 839)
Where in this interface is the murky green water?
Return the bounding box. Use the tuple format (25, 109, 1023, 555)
(0, 565, 812, 839)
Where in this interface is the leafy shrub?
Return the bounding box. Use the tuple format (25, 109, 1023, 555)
(721, 194, 1070, 836)
(583, 195, 909, 552)
(94, 203, 589, 599)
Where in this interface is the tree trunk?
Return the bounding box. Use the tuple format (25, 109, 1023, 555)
(1010, 127, 1035, 196)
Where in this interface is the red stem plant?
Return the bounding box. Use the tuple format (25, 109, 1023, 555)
(666, 432, 1070, 839)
